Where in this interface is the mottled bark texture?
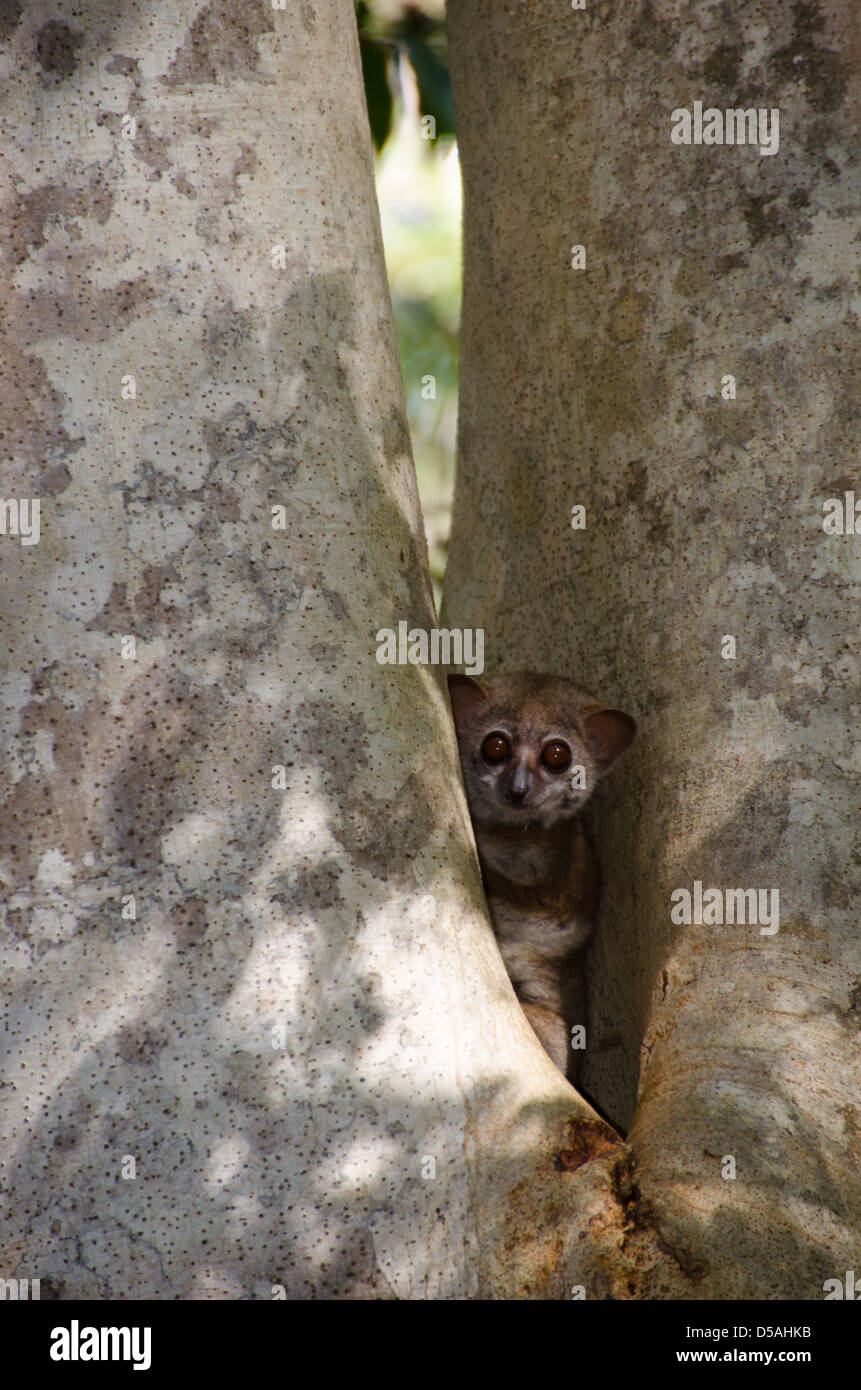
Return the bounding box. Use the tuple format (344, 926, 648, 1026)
(0, 0, 644, 1302)
(444, 0, 860, 1296)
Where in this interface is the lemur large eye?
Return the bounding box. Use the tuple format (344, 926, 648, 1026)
(481, 733, 510, 763)
(541, 740, 572, 771)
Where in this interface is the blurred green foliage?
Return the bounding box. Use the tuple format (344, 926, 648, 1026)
(358, 1, 459, 607)
(356, 1, 455, 154)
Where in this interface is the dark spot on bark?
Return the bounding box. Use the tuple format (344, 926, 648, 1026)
(293, 700, 370, 789)
(316, 1224, 397, 1300)
(117, 1024, 169, 1064)
(161, 0, 275, 87)
(210, 481, 243, 521)
(135, 564, 179, 622)
(199, 301, 250, 361)
(52, 1124, 81, 1151)
(286, 274, 359, 353)
(12, 671, 213, 873)
(636, 686, 672, 718)
(673, 256, 710, 300)
(86, 581, 134, 635)
(201, 400, 299, 482)
(309, 641, 344, 673)
(0, 0, 23, 42)
(697, 774, 790, 879)
(173, 171, 197, 198)
(335, 773, 435, 879)
(628, 1, 673, 58)
(36, 461, 73, 495)
(743, 194, 784, 246)
(131, 118, 173, 178)
(770, 2, 846, 113)
(5, 906, 29, 940)
(26, 274, 157, 343)
(717, 252, 748, 273)
(656, 1227, 710, 1281)
(584, 338, 666, 443)
(221, 1050, 267, 1109)
(548, 73, 578, 133)
(105, 53, 139, 76)
(118, 458, 191, 510)
(381, 408, 412, 467)
(624, 458, 649, 506)
(171, 897, 208, 948)
(36, 21, 83, 79)
(701, 43, 743, 90)
(398, 535, 436, 629)
(231, 143, 258, 194)
(321, 588, 349, 623)
(617, 457, 669, 543)
(829, 472, 861, 500)
(354, 972, 385, 1033)
(105, 676, 197, 865)
(845, 980, 861, 1023)
(288, 858, 345, 912)
(821, 858, 851, 911)
(702, 400, 753, 448)
(2, 173, 115, 268)
(664, 319, 694, 354)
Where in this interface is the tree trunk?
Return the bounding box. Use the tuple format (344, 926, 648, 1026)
(0, 0, 645, 1302)
(444, 0, 861, 1296)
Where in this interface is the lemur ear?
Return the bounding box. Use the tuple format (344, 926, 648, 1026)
(447, 674, 489, 731)
(582, 708, 637, 766)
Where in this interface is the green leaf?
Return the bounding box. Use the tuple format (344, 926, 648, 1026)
(405, 36, 455, 140)
(360, 38, 394, 152)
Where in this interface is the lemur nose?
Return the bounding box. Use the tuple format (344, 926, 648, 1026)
(507, 765, 531, 802)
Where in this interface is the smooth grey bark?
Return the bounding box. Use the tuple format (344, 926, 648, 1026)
(444, 0, 861, 1297)
(0, 0, 642, 1301)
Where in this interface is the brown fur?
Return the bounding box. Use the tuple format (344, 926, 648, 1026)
(448, 671, 636, 1082)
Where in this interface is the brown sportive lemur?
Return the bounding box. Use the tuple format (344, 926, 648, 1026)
(448, 672, 636, 1084)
